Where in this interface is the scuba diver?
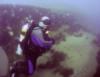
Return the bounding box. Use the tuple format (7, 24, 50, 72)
(10, 16, 55, 77)
(16, 16, 34, 55)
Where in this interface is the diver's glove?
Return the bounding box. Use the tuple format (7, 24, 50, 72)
(50, 38, 55, 45)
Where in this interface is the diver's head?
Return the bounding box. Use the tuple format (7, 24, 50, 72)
(25, 16, 34, 24)
(39, 16, 51, 29)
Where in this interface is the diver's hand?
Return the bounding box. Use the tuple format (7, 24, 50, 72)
(50, 39, 55, 44)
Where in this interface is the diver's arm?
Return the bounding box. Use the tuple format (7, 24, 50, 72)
(31, 28, 53, 47)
